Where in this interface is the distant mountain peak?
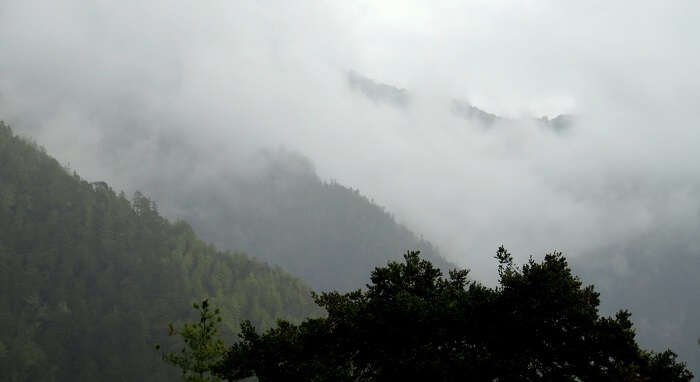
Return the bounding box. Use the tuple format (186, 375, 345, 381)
(345, 72, 573, 132)
(452, 99, 574, 132)
(536, 114, 574, 131)
(451, 100, 503, 126)
(347, 70, 410, 107)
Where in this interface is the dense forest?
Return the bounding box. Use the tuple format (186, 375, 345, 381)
(0, 122, 320, 381)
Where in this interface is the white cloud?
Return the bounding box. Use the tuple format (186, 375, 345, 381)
(1, 0, 699, 280)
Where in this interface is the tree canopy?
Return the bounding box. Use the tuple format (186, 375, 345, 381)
(212, 248, 692, 381)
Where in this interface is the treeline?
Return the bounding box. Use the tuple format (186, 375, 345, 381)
(0, 122, 320, 381)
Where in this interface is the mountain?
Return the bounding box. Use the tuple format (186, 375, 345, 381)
(144, 148, 454, 292)
(0, 122, 320, 381)
(345, 71, 572, 131)
(537, 113, 574, 131)
(451, 99, 502, 126)
(452, 99, 574, 131)
(347, 70, 410, 107)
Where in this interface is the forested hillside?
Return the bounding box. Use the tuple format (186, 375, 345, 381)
(144, 148, 454, 291)
(0, 122, 320, 381)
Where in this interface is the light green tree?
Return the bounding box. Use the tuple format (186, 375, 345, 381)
(157, 299, 226, 382)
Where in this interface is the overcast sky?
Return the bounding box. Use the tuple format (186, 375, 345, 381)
(1, 0, 699, 279)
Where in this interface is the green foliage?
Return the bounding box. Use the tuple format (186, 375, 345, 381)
(0, 122, 320, 381)
(159, 299, 226, 382)
(217, 250, 693, 381)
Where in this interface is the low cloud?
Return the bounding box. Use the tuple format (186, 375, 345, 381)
(1, 0, 699, 282)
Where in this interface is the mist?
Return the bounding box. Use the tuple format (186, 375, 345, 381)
(2, 0, 699, 295)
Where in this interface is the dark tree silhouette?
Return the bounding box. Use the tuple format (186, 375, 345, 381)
(215, 248, 693, 381)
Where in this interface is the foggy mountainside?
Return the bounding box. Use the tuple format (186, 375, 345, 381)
(20, 105, 455, 292)
(1, 1, 699, 379)
(0, 123, 320, 381)
(575, 242, 700, 373)
(451, 100, 502, 127)
(348, 71, 573, 131)
(140, 146, 453, 291)
(450, 99, 573, 131)
(347, 71, 410, 107)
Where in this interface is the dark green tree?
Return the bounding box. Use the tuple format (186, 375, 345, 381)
(216, 248, 693, 381)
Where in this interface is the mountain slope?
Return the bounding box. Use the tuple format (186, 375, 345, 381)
(0, 122, 320, 381)
(147, 148, 454, 292)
